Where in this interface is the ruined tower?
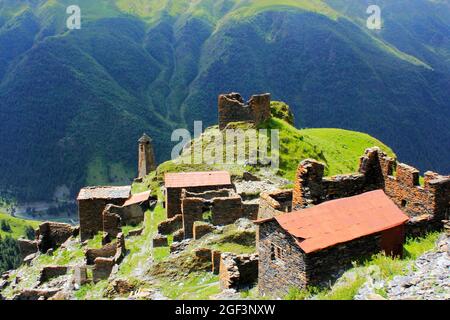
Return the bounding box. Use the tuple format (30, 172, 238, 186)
(218, 93, 271, 130)
(138, 133, 156, 179)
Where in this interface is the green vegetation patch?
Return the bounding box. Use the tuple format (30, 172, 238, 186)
(261, 117, 395, 181)
(158, 272, 221, 300)
(0, 212, 40, 239)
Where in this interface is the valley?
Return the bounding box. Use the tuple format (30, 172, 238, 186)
(0, 0, 449, 203)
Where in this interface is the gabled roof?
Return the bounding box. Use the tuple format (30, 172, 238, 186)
(257, 190, 409, 254)
(139, 133, 152, 143)
(123, 191, 152, 207)
(77, 186, 131, 201)
(164, 171, 232, 189)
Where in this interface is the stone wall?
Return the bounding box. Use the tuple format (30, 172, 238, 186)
(158, 214, 183, 235)
(258, 220, 383, 298)
(292, 147, 450, 235)
(305, 235, 381, 287)
(218, 93, 271, 130)
(180, 189, 246, 239)
(18, 239, 39, 260)
(193, 222, 215, 240)
(258, 190, 293, 219)
(166, 185, 233, 219)
(36, 222, 76, 253)
(39, 266, 68, 284)
(242, 201, 260, 220)
(18, 222, 76, 260)
(258, 221, 307, 297)
(219, 253, 258, 290)
(292, 159, 376, 210)
(211, 196, 243, 225)
(181, 197, 206, 239)
(91, 233, 126, 282)
(85, 242, 117, 265)
(102, 203, 145, 238)
(79, 198, 126, 241)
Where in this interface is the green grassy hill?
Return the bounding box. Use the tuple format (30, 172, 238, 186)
(0, 212, 40, 239)
(264, 117, 395, 181)
(134, 102, 395, 195)
(0, 212, 40, 274)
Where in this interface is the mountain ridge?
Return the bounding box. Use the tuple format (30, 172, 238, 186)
(0, 0, 449, 202)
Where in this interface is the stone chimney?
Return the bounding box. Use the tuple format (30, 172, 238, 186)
(138, 133, 156, 179)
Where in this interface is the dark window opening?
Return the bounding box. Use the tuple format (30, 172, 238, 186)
(401, 200, 407, 207)
(270, 244, 276, 261)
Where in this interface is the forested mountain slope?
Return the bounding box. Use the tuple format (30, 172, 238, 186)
(0, 0, 448, 201)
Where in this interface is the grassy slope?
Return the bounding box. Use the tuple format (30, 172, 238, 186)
(2, 0, 449, 203)
(0, 212, 40, 239)
(263, 117, 395, 181)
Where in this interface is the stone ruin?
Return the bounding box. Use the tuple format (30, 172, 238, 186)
(77, 186, 132, 241)
(85, 233, 126, 282)
(260, 147, 450, 236)
(218, 92, 271, 130)
(258, 190, 293, 220)
(156, 188, 259, 244)
(219, 253, 259, 290)
(102, 192, 153, 240)
(18, 222, 78, 260)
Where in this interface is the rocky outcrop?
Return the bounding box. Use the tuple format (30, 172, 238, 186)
(17, 239, 39, 260)
(12, 289, 61, 300)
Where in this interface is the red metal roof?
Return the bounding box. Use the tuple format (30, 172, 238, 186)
(164, 171, 232, 188)
(123, 191, 152, 207)
(274, 190, 409, 254)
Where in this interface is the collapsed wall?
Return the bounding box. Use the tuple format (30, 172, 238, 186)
(219, 253, 259, 290)
(18, 222, 78, 259)
(218, 93, 271, 130)
(180, 189, 247, 239)
(291, 147, 450, 235)
(258, 190, 293, 219)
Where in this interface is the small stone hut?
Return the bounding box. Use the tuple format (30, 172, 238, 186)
(164, 171, 233, 218)
(256, 190, 409, 298)
(77, 186, 131, 241)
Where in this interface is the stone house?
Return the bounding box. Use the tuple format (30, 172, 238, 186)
(164, 171, 233, 218)
(77, 186, 131, 241)
(256, 190, 409, 298)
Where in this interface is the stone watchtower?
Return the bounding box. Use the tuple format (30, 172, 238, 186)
(138, 133, 156, 179)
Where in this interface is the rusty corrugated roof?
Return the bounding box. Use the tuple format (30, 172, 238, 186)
(123, 191, 152, 207)
(274, 190, 409, 254)
(77, 186, 131, 201)
(164, 171, 232, 188)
